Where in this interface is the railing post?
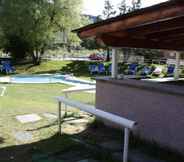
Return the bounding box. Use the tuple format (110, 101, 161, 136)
(112, 48, 118, 79)
(58, 101, 62, 135)
(64, 92, 68, 117)
(174, 52, 181, 80)
(123, 128, 130, 162)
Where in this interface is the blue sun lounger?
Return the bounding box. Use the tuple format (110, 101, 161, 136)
(141, 66, 152, 76)
(89, 64, 98, 75)
(128, 64, 138, 75)
(98, 63, 106, 74)
(1, 61, 15, 74)
(167, 65, 175, 76)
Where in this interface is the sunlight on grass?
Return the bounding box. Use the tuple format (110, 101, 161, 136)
(0, 83, 95, 148)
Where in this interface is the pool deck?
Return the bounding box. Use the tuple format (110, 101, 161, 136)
(0, 76, 11, 83)
(0, 75, 96, 93)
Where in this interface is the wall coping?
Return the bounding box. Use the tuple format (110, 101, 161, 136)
(95, 77, 184, 97)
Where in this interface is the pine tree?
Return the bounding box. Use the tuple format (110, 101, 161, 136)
(118, 0, 141, 15)
(103, 0, 116, 19)
(119, 0, 128, 15)
(131, 0, 141, 11)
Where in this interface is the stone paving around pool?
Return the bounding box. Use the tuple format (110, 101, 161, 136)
(13, 131, 33, 142)
(16, 114, 42, 123)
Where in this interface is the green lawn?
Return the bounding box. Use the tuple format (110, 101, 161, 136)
(0, 83, 95, 147)
(1, 83, 117, 162)
(0, 61, 122, 162)
(1, 60, 183, 162)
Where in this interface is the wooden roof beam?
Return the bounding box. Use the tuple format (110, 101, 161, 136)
(77, 1, 184, 38)
(99, 35, 184, 51)
(99, 15, 184, 40)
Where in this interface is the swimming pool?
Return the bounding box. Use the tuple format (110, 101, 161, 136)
(10, 74, 95, 86)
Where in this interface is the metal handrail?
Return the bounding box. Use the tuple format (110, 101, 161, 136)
(56, 96, 137, 162)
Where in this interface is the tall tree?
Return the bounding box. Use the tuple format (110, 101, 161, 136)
(118, 0, 141, 15)
(118, 0, 127, 15)
(103, 0, 116, 19)
(0, 0, 82, 64)
(131, 0, 141, 11)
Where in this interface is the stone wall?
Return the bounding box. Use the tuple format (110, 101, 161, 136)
(96, 79, 184, 153)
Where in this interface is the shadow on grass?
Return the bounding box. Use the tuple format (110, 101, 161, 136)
(33, 61, 105, 77)
(0, 137, 4, 144)
(0, 123, 118, 162)
(0, 120, 184, 162)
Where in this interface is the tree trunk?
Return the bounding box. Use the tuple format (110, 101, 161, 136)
(106, 48, 110, 62)
(32, 50, 41, 65)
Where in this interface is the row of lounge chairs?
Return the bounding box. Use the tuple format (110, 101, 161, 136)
(0, 61, 15, 74)
(89, 63, 176, 77)
(89, 64, 110, 75)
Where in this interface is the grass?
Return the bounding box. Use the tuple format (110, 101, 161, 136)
(4, 60, 182, 80)
(0, 82, 123, 162)
(1, 60, 184, 161)
(14, 60, 100, 81)
(0, 83, 95, 147)
(14, 61, 72, 75)
(1, 83, 118, 161)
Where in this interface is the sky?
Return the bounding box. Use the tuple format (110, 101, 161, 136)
(83, 0, 168, 16)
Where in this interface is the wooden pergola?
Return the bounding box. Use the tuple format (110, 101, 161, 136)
(74, 0, 184, 79)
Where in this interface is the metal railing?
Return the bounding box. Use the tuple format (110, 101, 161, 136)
(56, 95, 137, 162)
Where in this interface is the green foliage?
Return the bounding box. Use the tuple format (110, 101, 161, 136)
(80, 16, 101, 50)
(81, 38, 101, 50)
(118, 0, 141, 15)
(0, 0, 83, 64)
(121, 48, 164, 62)
(103, 0, 116, 19)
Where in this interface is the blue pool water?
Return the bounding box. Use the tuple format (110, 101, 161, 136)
(10, 74, 95, 85)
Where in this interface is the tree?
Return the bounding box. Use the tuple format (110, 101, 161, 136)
(0, 0, 82, 64)
(80, 15, 101, 50)
(118, 0, 127, 15)
(118, 0, 141, 15)
(102, 0, 117, 61)
(103, 0, 116, 19)
(131, 0, 141, 11)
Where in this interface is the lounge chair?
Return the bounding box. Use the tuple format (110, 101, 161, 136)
(98, 63, 106, 74)
(141, 66, 152, 76)
(127, 63, 138, 75)
(166, 65, 175, 76)
(108, 64, 112, 74)
(152, 66, 163, 76)
(89, 64, 98, 75)
(1, 61, 15, 74)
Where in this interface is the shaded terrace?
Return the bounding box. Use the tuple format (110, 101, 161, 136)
(74, 0, 184, 153)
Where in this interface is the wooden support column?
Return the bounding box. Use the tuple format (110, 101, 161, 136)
(112, 48, 118, 78)
(174, 52, 181, 80)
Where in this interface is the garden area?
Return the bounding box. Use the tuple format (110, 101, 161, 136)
(1, 0, 184, 161)
(1, 60, 184, 162)
(0, 60, 128, 162)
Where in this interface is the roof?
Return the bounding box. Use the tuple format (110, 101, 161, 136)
(74, 0, 184, 51)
